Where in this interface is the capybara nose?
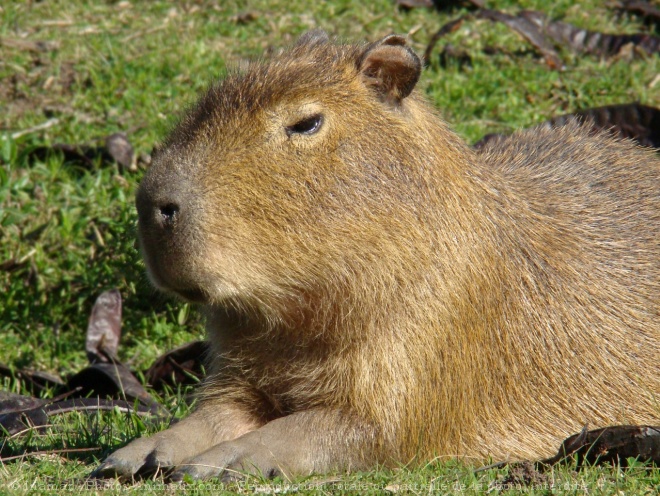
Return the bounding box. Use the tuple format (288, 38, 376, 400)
(157, 202, 180, 230)
(138, 196, 183, 233)
(135, 159, 192, 235)
(136, 179, 186, 235)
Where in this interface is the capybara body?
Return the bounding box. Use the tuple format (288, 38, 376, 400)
(96, 32, 659, 480)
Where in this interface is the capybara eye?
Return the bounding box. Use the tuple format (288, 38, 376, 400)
(286, 114, 323, 137)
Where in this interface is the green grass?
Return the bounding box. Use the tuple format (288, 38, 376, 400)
(1, 0, 659, 493)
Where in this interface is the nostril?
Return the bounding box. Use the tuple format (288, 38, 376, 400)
(158, 202, 180, 227)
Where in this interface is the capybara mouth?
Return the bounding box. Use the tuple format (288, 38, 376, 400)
(171, 286, 207, 304)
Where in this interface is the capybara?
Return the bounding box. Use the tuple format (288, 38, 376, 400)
(94, 31, 659, 481)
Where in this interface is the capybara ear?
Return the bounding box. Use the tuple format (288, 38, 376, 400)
(358, 35, 421, 106)
(295, 29, 331, 47)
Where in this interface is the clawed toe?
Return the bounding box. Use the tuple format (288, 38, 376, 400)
(90, 458, 141, 481)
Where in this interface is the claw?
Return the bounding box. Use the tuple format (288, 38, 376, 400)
(90, 460, 134, 482)
(220, 469, 246, 483)
(168, 470, 186, 483)
(89, 462, 112, 479)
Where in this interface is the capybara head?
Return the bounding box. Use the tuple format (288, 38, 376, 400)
(136, 31, 464, 315)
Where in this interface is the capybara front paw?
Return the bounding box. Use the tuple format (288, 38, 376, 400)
(168, 438, 284, 482)
(92, 437, 177, 480)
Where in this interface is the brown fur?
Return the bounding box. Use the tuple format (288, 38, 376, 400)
(96, 32, 659, 481)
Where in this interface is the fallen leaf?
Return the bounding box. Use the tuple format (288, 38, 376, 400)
(0, 395, 160, 437)
(0, 391, 51, 415)
(85, 289, 122, 364)
(616, 0, 660, 27)
(541, 103, 660, 148)
(400, 0, 484, 8)
(424, 16, 467, 65)
(145, 340, 208, 390)
(542, 425, 660, 466)
(522, 10, 660, 56)
(26, 132, 138, 171)
(474, 103, 660, 149)
(229, 11, 259, 24)
(476, 425, 660, 482)
(477, 9, 564, 69)
(396, 0, 434, 8)
(0, 38, 60, 53)
(67, 362, 159, 408)
(105, 132, 136, 172)
(0, 364, 64, 395)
